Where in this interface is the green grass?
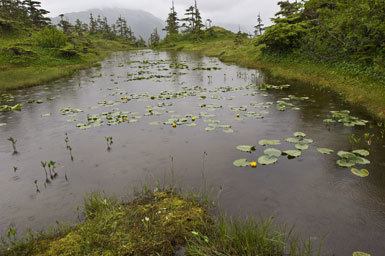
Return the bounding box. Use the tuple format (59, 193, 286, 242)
(159, 35, 385, 121)
(0, 190, 317, 256)
(0, 32, 132, 91)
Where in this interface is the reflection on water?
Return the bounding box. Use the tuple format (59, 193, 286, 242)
(0, 50, 384, 255)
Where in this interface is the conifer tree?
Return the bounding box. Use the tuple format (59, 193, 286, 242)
(23, 0, 50, 27)
(89, 13, 97, 33)
(164, 0, 179, 35)
(149, 28, 160, 46)
(254, 13, 264, 37)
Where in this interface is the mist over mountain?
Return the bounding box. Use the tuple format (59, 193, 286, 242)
(51, 8, 166, 40)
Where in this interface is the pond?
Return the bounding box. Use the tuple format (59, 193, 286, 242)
(1, 50, 385, 255)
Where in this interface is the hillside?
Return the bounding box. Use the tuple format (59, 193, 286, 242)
(51, 8, 166, 40)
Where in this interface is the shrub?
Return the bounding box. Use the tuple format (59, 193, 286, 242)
(33, 26, 68, 48)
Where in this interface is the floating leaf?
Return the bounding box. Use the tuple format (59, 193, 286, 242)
(258, 139, 281, 146)
(294, 132, 306, 137)
(236, 145, 256, 153)
(352, 251, 371, 256)
(233, 158, 250, 167)
(149, 121, 161, 126)
(223, 128, 234, 133)
(0, 123, 7, 127)
(355, 157, 370, 165)
(351, 168, 369, 178)
(285, 137, 300, 143)
(317, 148, 334, 155)
(295, 144, 309, 150)
(337, 159, 356, 168)
(352, 149, 370, 157)
(282, 150, 302, 158)
(258, 155, 278, 165)
(264, 148, 282, 157)
(41, 113, 51, 117)
(186, 123, 198, 127)
(205, 126, 215, 131)
(337, 151, 356, 159)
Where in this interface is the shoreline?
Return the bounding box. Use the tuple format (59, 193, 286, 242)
(158, 39, 385, 121)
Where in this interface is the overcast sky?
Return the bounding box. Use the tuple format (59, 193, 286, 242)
(40, 0, 281, 27)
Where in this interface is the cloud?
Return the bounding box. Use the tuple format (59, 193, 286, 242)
(41, 0, 280, 27)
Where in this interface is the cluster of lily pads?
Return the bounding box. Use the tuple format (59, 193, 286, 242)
(233, 132, 312, 167)
(324, 110, 368, 127)
(1, 93, 20, 112)
(233, 131, 371, 178)
(1, 104, 21, 112)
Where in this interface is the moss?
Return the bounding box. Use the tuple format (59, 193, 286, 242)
(3, 191, 212, 256)
(0, 33, 132, 91)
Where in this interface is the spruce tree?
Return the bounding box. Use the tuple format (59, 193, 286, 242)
(23, 0, 50, 27)
(149, 28, 160, 46)
(89, 13, 97, 33)
(164, 0, 179, 35)
(254, 13, 264, 37)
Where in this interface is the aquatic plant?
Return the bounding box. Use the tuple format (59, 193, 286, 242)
(48, 161, 58, 179)
(34, 180, 40, 193)
(8, 137, 18, 154)
(41, 161, 50, 184)
(105, 137, 113, 151)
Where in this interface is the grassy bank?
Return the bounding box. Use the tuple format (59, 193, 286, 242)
(159, 33, 385, 121)
(1, 190, 315, 256)
(0, 32, 131, 91)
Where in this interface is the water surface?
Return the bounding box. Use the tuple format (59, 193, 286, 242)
(1, 50, 385, 255)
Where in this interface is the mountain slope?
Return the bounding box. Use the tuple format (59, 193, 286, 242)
(51, 8, 166, 40)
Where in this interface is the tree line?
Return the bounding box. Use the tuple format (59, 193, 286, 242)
(255, 0, 385, 70)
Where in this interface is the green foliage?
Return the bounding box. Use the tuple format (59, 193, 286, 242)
(164, 1, 179, 35)
(257, 0, 385, 73)
(33, 26, 68, 48)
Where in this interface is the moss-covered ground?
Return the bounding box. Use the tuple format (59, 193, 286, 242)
(0, 32, 132, 91)
(1, 190, 315, 256)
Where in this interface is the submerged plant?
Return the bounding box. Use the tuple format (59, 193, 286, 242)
(34, 180, 40, 193)
(363, 133, 374, 146)
(105, 137, 113, 151)
(349, 134, 361, 148)
(41, 161, 50, 184)
(8, 137, 17, 154)
(48, 161, 58, 179)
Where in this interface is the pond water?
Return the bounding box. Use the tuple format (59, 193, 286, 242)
(1, 50, 385, 255)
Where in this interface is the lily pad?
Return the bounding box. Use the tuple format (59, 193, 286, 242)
(149, 121, 161, 126)
(205, 126, 215, 131)
(282, 150, 302, 158)
(233, 158, 251, 167)
(295, 144, 309, 150)
(236, 145, 256, 153)
(0, 123, 7, 127)
(352, 149, 370, 157)
(186, 123, 198, 127)
(317, 148, 334, 155)
(264, 148, 282, 157)
(337, 159, 356, 168)
(351, 168, 369, 178)
(223, 128, 234, 133)
(285, 137, 300, 143)
(258, 139, 281, 146)
(338, 151, 356, 159)
(258, 155, 278, 165)
(352, 251, 371, 256)
(294, 132, 306, 138)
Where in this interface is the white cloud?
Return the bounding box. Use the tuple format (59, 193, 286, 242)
(40, 0, 280, 27)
